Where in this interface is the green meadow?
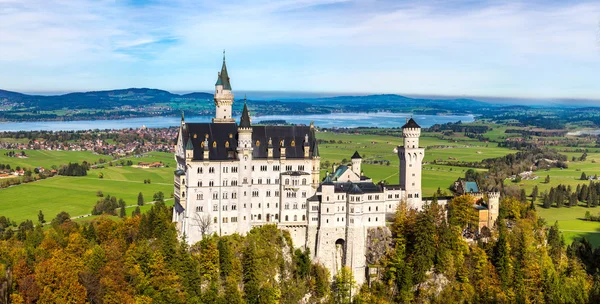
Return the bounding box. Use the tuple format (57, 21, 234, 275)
(2, 128, 600, 246)
(0, 149, 112, 169)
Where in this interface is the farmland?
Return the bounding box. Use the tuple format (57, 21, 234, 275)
(2, 125, 600, 246)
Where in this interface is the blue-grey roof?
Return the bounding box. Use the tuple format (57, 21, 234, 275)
(465, 181, 479, 193)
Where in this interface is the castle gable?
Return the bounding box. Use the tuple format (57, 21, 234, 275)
(183, 122, 238, 160)
(251, 125, 317, 159)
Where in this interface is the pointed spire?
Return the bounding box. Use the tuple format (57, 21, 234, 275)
(351, 151, 362, 159)
(239, 102, 251, 128)
(219, 50, 231, 90)
(181, 110, 185, 122)
(185, 134, 193, 151)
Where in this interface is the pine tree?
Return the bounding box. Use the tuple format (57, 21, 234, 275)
(243, 242, 260, 304)
(493, 219, 511, 288)
(333, 266, 355, 304)
(547, 221, 564, 264)
(520, 189, 527, 204)
(38, 210, 45, 224)
(531, 186, 539, 203)
(545, 175, 551, 183)
(218, 238, 233, 279)
(119, 199, 126, 218)
(581, 172, 588, 180)
(138, 192, 144, 206)
(410, 205, 437, 283)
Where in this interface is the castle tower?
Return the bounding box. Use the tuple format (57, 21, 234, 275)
(310, 122, 321, 188)
(487, 192, 500, 228)
(237, 102, 253, 232)
(398, 118, 425, 208)
(351, 151, 362, 177)
(213, 51, 235, 123)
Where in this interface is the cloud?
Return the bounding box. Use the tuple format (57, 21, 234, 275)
(0, 0, 599, 99)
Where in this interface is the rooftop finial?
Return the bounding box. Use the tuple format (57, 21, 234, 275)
(223, 49, 226, 62)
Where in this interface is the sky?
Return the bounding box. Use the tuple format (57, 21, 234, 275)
(1, 0, 600, 100)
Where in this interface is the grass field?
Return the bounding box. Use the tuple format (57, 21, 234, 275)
(2, 128, 600, 247)
(0, 149, 112, 169)
(1, 163, 173, 223)
(536, 204, 600, 246)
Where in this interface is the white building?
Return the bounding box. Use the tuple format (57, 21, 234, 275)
(172, 55, 499, 285)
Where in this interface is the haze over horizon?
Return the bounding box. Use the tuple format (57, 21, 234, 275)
(2, 0, 600, 100)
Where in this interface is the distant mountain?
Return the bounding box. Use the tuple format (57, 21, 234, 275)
(0, 88, 213, 111)
(181, 92, 213, 99)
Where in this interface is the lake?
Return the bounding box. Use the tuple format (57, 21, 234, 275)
(0, 112, 474, 132)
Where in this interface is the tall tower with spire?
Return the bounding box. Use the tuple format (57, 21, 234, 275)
(213, 50, 235, 123)
(398, 117, 425, 208)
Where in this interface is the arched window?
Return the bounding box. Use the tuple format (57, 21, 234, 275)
(285, 215, 289, 221)
(294, 215, 297, 221)
(258, 214, 262, 220)
(302, 215, 306, 221)
(285, 179, 289, 185)
(302, 178, 306, 185)
(213, 217, 217, 223)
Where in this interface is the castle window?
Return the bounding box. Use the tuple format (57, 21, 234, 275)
(350, 208, 354, 213)
(275, 179, 279, 184)
(376, 206, 378, 211)
(415, 193, 419, 198)
(252, 190, 259, 197)
(412, 183, 415, 186)
(408, 194, 413, 198)
(223, 180, 228, 186)
(266, 178, 271, 184)
(256, 140, 261, 147)
(302, 178, 307, 185)
(350, 219, 354, 223)
(223, 167, 228, 173)
(368, 195, 372, 200)
(243, 178, 248, 184)
(223, 192, 228, 199)
(285, 215, 289, 221)
(197, 194, 203, 200)
(291, 140, 295, 147)
(231, 217, 237, 223)
(275, 214, 279, 220)
(209, 167, 215, 173)
(222, 205, 228, 211)
(294, 215, 297, 221)
(285, 179, 289, 185)
(267, 203, 269, 208)
(225, 141, 230, 148)
(299, 165, 304, 171)
(244, 216, 246, 220)
(195, 206, 203, 212)
(252, 166, 255, 171)
(375, 195, 379, 200)
(286, 165, 292, 171)
(266, 191, 271, 197)
(275, 191, 280, 197)
(209, 181, 214, 187)
(213, 192, 218, 199)
(293, 203, 298, 209)
(232, 204, 237, 210)
(214, 217, 218, 223)
(257, 178, 262, 184)
(369, 207, 371, 211)
(302, 204, 306, 209)
(213, 204, 218, 211)
(326, 219, 329, 223)
(302, 192, 307, 198)
(198, 181, 201, 187)
(232, 167, 238, 173)
(376, 217, 378, 222)
(285, 204, 290, 210)
(182, 192, 185, 198)
(212, 141, 217, 148)
(258, 214, 262, 220)
(388, 194, 392, 199)
(368, 218, 371, 222)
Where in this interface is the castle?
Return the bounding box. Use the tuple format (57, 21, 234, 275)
(172, 55, 500, 285)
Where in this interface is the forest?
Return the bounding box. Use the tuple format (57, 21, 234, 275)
(2, 194, 600, 303)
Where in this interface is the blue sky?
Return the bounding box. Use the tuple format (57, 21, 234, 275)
(1, 0, 599, 99)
